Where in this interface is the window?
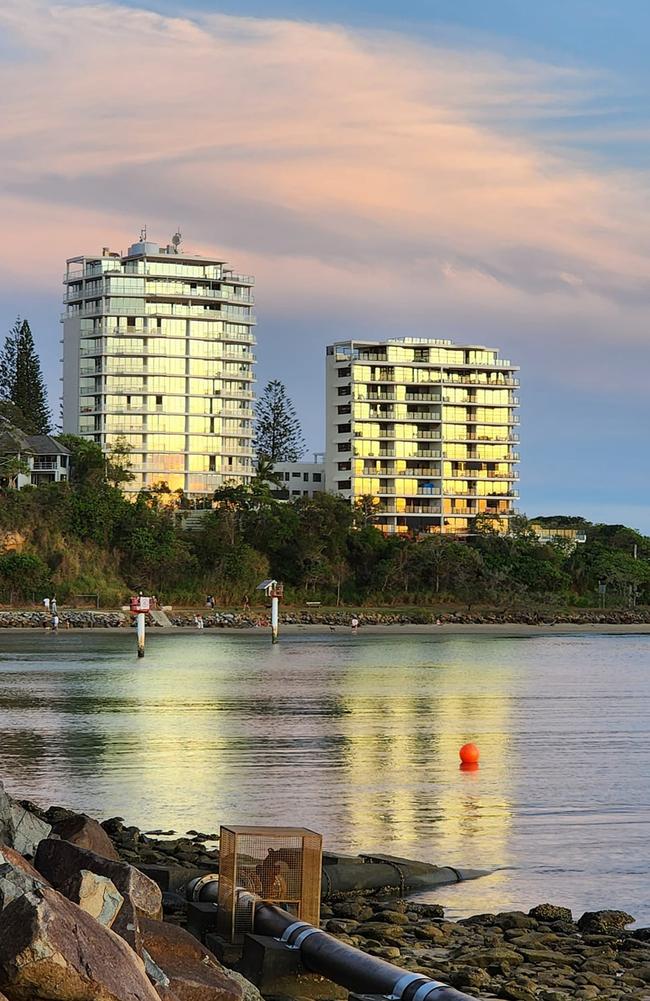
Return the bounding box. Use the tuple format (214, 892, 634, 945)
(303, 490, 309, 495)
(284, 472, 290, 481)
(313, 472, 322, 482)
(209, 456, 217, 472)
(338, 366, 351, 377)
(60, 456, 68, 467)
(337, 423, 351, 434)
(337, 479, 351, 490)
(337, 462, 351, 471)
(337, 404, 351, 415)
(338, 385, 351, 396)
(303, 472, 309, 481)
(292, 490, 300, 496)
(337, 442, 350, 452)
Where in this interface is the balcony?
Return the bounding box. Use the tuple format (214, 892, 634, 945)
(406, 411, 441, 421)
(405, 393, 441, 402)
(31, 459, 60, 471)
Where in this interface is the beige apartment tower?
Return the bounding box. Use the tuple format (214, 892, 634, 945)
(62, 235, 256, 496)
(325, 337, 519, 535)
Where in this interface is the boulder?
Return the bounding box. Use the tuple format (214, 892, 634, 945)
(0, 885, 160, 1001)
(35, 838, 162, 920)
(577, 909, 635, 934)
(51, 814, 121, 861)
(529, 903, 573, 924)
(35, 838, 161, 952)
(0, 782, 51, 857)
(61, 870, 124, 928)
(141, 916, 243, 1001)
(0, 845, 50, 910)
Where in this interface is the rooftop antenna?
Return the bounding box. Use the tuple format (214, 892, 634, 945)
(171, 229, 182, 254)
(140, 225, 147, 242)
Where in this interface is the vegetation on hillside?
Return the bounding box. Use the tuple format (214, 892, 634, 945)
(1, 435, 649, 608)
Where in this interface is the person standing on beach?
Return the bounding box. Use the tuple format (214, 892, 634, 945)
(351, 615, 359, 631)
(50, 596, 57, 616)
(51, 613, 59, 633)
(43, 597, 50, 612)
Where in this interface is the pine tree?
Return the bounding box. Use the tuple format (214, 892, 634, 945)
(0, 318, 19, 402)
(12, 320, 51, 434)
(254, 379, 306, 462)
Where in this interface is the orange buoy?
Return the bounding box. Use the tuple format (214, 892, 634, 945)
(459, 742, 480, 765)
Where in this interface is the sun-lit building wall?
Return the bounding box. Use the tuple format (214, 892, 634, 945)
(325, 338, 519, 534)
(62, 237, 256, 496)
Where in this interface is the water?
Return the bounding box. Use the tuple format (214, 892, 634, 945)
(0, 630, 649, 923)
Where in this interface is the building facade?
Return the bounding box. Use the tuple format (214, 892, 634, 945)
(325, 337, 519, 535)
(270, 456, 326, 500)
(62, 235, 256, 496)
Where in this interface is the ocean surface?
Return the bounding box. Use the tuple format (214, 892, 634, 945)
(0, 630, 648, 923)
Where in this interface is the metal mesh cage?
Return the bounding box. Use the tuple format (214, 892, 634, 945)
(217, 825, 322, 942)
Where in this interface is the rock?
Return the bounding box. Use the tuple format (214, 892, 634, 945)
(331, 899, 374, 921)
(0, 781, 51, 857)
(325, 919, 359, 934)
(529, 903, 574, 924)
(0, 885, 159, 1001)
(500, 980, 537, 1001)
(221, 970, 263, 1001)
(413, 924, 446, 942)
(577, 910, 635, 934)
(35, 838, 161, 952)
(459, 947, 524, 972)
(52, 813, 121, 861)
(140, 916, 242, 1001)
(447, 968, 491, 991)
(494, 910, 538, 930)
(35, 838, 162, 921)
(0, 844, 51, 910)
(356, 922, 407, 945)
(61, 870, 124, 928)
(364, 909, 410, 926)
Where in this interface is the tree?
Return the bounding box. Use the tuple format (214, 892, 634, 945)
(3, 319, 51, 434)
(0, 319, 19, 402)
(254, 379, 305, 462)
(106, 435, 135, 489)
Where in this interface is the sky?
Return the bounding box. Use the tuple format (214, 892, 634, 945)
(1, 0, 650, 529)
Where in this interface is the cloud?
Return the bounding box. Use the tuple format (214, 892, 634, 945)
(1, 0, 650, 316)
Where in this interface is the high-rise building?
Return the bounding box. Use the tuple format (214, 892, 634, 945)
(62, 235, 256, 496)
(325, 337, 519, 535)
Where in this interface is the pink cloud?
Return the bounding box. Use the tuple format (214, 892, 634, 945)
(1, 0, 650, 369)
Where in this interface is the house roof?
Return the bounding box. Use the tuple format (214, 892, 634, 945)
(25, 435, 71, 456)
(0, 416, 33, 455)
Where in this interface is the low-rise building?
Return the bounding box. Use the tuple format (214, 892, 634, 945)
(19, 436, 71, 488)
(269, 455, 325, 500)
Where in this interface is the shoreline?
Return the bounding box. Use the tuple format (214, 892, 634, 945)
(3, 621, 650, 637)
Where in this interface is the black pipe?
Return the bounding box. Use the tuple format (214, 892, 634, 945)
(322, 863, 487, 899)
(254, 901, 477, 1001)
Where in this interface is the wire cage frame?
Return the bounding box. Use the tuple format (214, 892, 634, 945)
(217, 825, 322, 942)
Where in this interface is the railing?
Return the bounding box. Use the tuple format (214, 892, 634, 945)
(405, 393, 441, 402)
(31, 460, 60, 471)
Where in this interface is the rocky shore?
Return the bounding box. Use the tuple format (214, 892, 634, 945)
(4, 608, 650, 629)
(2, 794, 647, 1001)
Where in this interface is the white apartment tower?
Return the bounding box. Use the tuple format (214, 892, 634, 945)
(325, 337, 520, 535)
(62, 235, 256, 496)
